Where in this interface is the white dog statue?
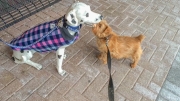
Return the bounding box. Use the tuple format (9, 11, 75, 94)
(2, 1, 102, 76)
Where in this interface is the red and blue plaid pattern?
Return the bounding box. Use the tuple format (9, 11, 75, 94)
(10, 19, 79, 52)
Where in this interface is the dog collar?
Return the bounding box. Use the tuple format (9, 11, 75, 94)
(58, 15, 82, 33)
(65, 24, 82, 32)
(99, 35, 112, 40)
(105, 35, 112, 46)
(99, 35, 112, 46)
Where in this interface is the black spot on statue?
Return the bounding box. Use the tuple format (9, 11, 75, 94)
(72, 19, 76, 24)
(20, 50, 24, 53)
(100, 15, 103, 20)
(70, 14, 74, 18)
(86, 13, 89, 17)
(58, 55, 62, 59)
(12, 57, 15, 61)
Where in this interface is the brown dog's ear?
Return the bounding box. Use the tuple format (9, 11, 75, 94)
(104, 26, 112, 34)
(100, 20, 112, 34)
(98, 26, 112, 38)
(104, 26, 112, 33)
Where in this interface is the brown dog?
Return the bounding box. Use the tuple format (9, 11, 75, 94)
(92, 20, 145, 68)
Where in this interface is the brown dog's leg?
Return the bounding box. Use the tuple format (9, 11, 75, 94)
(131, 53, 141, 68)
(98, 52, 107, 64)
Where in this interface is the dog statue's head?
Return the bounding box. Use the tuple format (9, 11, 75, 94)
(66, 2, 103, 26)
(92, 20, 113, 38)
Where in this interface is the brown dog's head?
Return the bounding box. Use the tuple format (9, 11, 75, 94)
(92, 20, 112, 38)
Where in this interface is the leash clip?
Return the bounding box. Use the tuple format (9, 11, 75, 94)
(58, 17, 64, 27)
(106, 37, 109, 46)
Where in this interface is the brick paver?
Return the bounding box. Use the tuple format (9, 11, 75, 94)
(0, 0, 180, 101)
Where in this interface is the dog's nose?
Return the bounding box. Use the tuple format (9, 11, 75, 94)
(100, 15, 103, 20)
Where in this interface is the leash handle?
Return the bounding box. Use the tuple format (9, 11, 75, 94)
(107, 45, 114, 101)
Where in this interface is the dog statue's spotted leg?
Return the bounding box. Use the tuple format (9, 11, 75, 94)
(22, 56, 42, 70)
(56, 48, 66, 76)
(13, 56, 42, 70)
(12, 50, 42, 70)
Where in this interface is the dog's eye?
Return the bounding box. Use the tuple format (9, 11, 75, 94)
(99, 24, 101, 27)
(86, 13, 89, 17)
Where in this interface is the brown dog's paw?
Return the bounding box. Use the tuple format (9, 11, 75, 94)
(130, 63, 136, 68)
(102, 60, 107, 64)
(97, 54, 102, 60)
(97, 54, 101, 58)
(97, 54, 107, 64)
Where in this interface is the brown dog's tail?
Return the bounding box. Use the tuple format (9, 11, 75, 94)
(136, 34, 145, 43)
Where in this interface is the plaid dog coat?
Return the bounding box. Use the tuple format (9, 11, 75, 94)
(10, 18, 80, 52)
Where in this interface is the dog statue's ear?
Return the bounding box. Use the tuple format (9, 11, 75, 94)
(66, 9, 78, 26)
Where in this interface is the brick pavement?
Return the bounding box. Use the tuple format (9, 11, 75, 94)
(0, 0, 180, 101)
